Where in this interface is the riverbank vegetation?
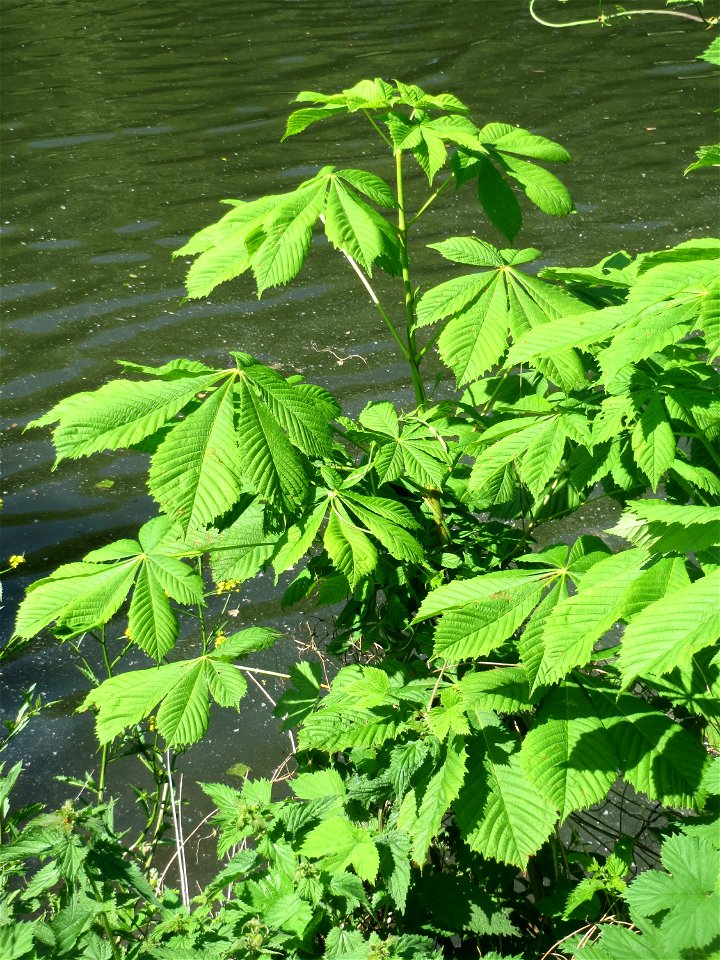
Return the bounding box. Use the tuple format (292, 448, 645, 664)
(2, 57, 719, 960)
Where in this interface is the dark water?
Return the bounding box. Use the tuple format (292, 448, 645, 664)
(2, 0, 718, 821)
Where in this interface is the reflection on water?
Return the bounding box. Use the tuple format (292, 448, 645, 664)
(1, 0, 718, 817)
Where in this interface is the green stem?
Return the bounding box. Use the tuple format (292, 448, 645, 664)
(89, 877, 123, 960)
(395, 150, 426, 409)
(529, 0, 705, 27)
(98, 744, 108, 804)
(408, 175, 453, 228)
(363, 108, 393, 149)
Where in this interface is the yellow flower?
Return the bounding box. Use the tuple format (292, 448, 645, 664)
(214, 632, 227, 648)
(8, 555, 25, 568)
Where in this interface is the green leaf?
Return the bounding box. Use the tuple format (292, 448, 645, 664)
(416, 568, 546, 622)
(587, 683, 708, 809)
(359, 401, 399, 437)
(212, 627, 280, 659)
(301, 817, 379, 882)
(534, 549, 649, 689)
(520, 682, 619, 820)
(82, 656, 247, 746)
(474, 155, 523, 242)
(700, 274, 720, 359)
(14, 560, 138, 641)
(685, 143, 720, 174)
(438, 274, 511, 385)
(631, 394, 676, 491)
(243, 361, 335, 457)
(490, 125, 570, 163)
(610, 500, 720, 554)
(619, 569, 720, 686)
(30, 371, 224, 463)
(324, 179, 390, 273)
(272, 499, 328, 577)
(283, 104, 346, 139)
(252, 181, 328, 295)
(235, 378, 309, 511)
(149, 377, 243, 532)
(455, 715, 557, 867)
(415, 272, 493, 329)
(626, 832, 720, 952)
(337, 168, 396, 207)
(324, 506, 378, 588)
(410, 737, 467, 863)
(499, 154, 574, 217)
(127, 563, 177, 661)
(427, 237, 505, 267)
(459, 667, 532, 714)
(516, 416, 567, 499)
(469, 418, 551, 496)
(432, 578, 548, 661)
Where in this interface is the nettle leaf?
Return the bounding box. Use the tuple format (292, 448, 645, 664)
(149, 377, 243, 533)
(610, 500, 720, 554)
(410, 736, 467, 864)
(587, 682, 709, 809)
(455, 714, 557, 868)
(534, 549, 650, 690)
(619, 569, 720, 686)
(301, 817, 380, 882)
(519, 681, 619, 821)
(29, 369, 225, 463)
(626, 832, 720, 953)
(82, 648, 248, 746)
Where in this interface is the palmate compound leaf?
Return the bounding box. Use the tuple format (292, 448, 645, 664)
(586, 681, 709, 810)
(13, 515, 203, 661)
(519, 681, 619, 821)
(28, 368, 227, 464)
(81, 632, 274, 746)
(454, 712, 557, 868)
(618, 568, 720, 687)
(417, 240, 588, 390)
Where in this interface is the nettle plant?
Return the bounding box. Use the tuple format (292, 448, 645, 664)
(4, 78, 720, 959)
